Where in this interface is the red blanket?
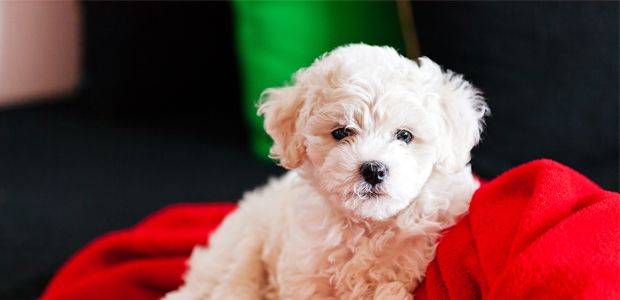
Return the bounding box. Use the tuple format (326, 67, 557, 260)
(39, 160, 619, 300)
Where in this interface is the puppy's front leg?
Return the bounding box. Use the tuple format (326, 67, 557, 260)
(163, 207, 268, 300)
(163, 235, 265, 300)
(209, 235, 266, 300)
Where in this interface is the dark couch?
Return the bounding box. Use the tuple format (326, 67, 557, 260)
(0, 2, 285, 299)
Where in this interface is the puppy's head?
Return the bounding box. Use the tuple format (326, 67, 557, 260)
(259, 44, 488, 220)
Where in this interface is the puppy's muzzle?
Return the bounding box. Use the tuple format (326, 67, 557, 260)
(360, 161, 387, 187)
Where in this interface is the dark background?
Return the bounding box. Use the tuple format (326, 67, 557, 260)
(0, 2, 617, 299)
(411, 1, 619, 189)
(0, 2, 285, 299)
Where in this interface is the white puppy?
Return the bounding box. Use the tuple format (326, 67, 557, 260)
(163, 44, 488, 300)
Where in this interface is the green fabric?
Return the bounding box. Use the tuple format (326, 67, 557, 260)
(232, 1, 406, 160)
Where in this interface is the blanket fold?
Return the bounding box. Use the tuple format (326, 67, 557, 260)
(39, 160, 619, 300)
(40, 203, 236, 300)
(415, 159, 619, 300)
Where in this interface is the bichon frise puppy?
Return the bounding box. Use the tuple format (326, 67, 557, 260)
(164, 44, 488, 300)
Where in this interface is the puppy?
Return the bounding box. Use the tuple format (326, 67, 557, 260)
(163, 44, 488, 300)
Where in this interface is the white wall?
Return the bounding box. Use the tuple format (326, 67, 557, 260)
(0, 1, 80, 107)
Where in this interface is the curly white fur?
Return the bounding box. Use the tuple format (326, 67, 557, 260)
(163, 44, 488, 300)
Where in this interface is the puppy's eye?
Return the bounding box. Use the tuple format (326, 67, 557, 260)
(395, 130, 413, 143)
(332, 127, 352, 141)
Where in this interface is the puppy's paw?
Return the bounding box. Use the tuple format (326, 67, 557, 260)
(161, 286, 208, 300)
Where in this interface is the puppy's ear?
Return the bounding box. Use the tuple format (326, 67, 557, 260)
(419, 58, 489, 174)
(258, 86, 308, 169)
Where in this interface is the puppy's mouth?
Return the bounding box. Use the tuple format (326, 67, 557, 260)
(344, 180, 388, 200)
(357, 189, 386, 200)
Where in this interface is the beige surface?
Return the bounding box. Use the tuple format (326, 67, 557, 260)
(0, 1, 80, 107)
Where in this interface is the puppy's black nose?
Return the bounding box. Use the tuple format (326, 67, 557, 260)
(360, 161, 387, 186)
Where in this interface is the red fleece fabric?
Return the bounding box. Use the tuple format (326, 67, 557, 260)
(39, 160, 619, 300)
(39, 203, 237, 300)
(415, 159, 620, 300)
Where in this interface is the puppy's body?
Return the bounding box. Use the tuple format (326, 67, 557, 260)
(164, 44, 487, 300)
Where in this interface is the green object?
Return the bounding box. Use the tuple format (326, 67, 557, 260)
(232, 1, 406, 160)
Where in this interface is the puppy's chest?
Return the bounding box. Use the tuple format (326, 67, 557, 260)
(323, 229, 427, 278)
(278, 225, 432, 299)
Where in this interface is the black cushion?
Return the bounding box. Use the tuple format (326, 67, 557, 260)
(80, 1, 246, 148)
